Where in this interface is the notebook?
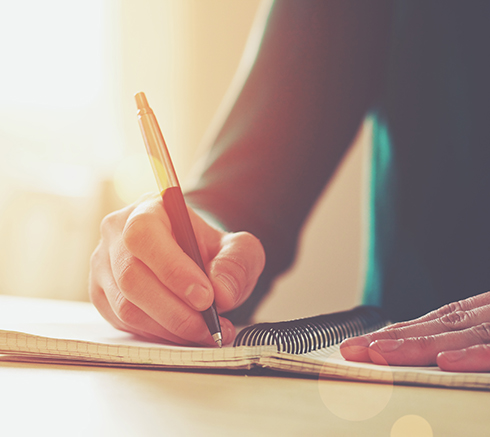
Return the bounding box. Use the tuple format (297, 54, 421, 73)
(0, 296, 489, 390)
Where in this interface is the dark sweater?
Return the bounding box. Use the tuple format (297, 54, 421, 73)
(186, 0, 490, 324)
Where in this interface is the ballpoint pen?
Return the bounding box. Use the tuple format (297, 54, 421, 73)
(135, 91, 222, 347)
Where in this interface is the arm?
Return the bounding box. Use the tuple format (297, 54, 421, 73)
(89, 0, 392, 343)
(186, 0, 393, 323)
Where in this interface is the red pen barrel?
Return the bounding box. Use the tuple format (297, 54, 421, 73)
(162, 186, 221, 338)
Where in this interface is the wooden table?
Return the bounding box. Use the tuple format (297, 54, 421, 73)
(0, 296, 487, 436)
(0, 358, 487, 436)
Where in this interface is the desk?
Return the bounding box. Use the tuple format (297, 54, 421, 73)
(1, 353, 489, 435)
(0, 297, 488, 436)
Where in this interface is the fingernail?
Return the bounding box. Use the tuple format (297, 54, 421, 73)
(340, 335, 372, 361)
(342, 335, 372, 348)
(185, 284, 211, 310)
(375, 338, 405, 353)
(216, 273, 238, 300)
(441, 349, 466, 362)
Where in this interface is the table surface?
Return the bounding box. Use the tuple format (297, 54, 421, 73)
(0, 296, 488, 437)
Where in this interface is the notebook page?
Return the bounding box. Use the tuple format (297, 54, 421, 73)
(259, 346, 490, 389)
(0, 296, 275, 369)
(0, 326, 275, 369)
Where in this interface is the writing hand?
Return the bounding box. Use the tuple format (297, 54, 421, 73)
(89, 194, 265, 346)
(340, 291, 490, 372)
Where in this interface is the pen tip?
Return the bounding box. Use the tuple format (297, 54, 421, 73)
(212, 332, 223, 348)
(135, 92, 149, 110)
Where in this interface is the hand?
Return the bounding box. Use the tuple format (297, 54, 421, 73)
(89, 193, 265, 346)
(340, 291, 490, 372)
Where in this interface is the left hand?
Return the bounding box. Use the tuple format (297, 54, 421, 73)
(340, 291, 490, 372)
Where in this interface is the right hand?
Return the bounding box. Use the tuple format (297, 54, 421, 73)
(89, 193, 265, 346)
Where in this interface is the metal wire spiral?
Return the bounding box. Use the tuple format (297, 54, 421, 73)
(233, 306, 387, 354)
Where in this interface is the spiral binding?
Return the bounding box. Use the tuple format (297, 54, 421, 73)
(233, 306, 387, 354)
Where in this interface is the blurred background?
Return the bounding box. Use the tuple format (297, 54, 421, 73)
(0, 0, 369, 322)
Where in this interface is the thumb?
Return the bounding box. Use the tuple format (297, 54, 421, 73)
(207, 231, 265, 312)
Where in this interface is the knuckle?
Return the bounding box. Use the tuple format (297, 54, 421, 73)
(464, 294, 483, 310)
(439, 310, 469, 331)
(114, 295, 139, 326)
(161, 261, 187, 284)
(237, 232, 265, 265)
(371, 326, 401, 340)
(100, 211, 119, 236)
(88, 279, 101, 304)
(383, 329, 402, 340)
(89, 244, 102, 269)
(122, 216, 144, 252)
(88, 248, 105, 301)
(472, 323, 490, 343)
(434, 301, 464, 318)
(414, 335, 436, 351)
(236, 230, 258, 246)
(122, 214, 156, 254)
(117, 259, 140, 292)
(168, 312, 198, 339)
(380, 321, 404, 331)
(224, 256, 248, 282)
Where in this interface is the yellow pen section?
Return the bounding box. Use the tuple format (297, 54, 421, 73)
(135, 91, 222, 344)
(135, 92, 178, 193)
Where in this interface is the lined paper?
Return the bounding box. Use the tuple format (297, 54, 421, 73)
(1, 296, 489, 390)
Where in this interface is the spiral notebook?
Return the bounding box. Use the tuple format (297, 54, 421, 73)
(1, 296, 490, 390)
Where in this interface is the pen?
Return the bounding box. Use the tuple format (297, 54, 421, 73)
(135, 92, 222, 347)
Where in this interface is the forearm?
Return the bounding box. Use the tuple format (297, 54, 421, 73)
(186, 0, 392, 322)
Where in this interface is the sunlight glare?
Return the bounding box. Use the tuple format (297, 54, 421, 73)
(113, 153, 158, 204)
(0, 0, 104, 109)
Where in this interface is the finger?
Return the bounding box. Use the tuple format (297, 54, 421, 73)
(207, 232, 266, 312)
(368, 323, 490, 366)
(99, 201, 140, 240)
(341, 299, 490, 363)
(94, 207, 182, 342)
(381, 290, 490, 331)
(437, 344, 490, 372)
(342, 304, 490, 363)
(110, 241, 236, 345)
(94, 272, 236, 346)
(110, 243, 212, 344)
(89, 243, 128, 333)
(89, 279, 170, 343)
(91, 245, 199, 344)
(92, 195, 235, 345)
(121, 200, 215, 312)
(340, 335, 373, 362)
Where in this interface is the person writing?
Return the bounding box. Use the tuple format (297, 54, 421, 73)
(89, 1, 490, 371)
